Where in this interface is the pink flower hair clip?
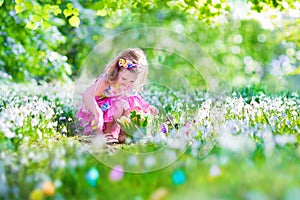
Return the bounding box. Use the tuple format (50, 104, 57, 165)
(118, 59, 140, 70)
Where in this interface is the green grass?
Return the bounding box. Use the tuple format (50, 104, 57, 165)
(0, 83, 300, 200)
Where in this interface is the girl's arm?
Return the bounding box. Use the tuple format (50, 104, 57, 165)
(81, 76, 109, 129)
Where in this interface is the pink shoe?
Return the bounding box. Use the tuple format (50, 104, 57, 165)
(104, 133, 119, 144)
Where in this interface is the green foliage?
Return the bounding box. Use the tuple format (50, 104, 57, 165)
(130, 110, 149, 127)
(1, 83, 300, 199)
(288, 66, 300, 75)
(0, 0, 231, 83)
(248, 0, 296, 12)
(1, 0, 299, 90)
(0, 83, 76, 148)
(0, 0, 78, 82)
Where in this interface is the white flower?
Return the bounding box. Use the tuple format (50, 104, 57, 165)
(209, 165, 221, 177)
(219, 131, 256, 154)
(144, 156, 156, 168)
(163, 150, 177, 162)
(2, 127, 15, 139)
(127, 155, 139, 166)
(152, 132, 167, 144)
(274, 134, 296, 146)
(261, 129, 275, 157)
(51, 157, 66, 169)
(190, 140, 201, 157)
(91, 134, 106, 148)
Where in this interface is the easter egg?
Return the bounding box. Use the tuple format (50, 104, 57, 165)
(85, 167, 100, 187)
(29, 189, 44, 200)
(42, 181, 55, 196)
(109, 165, 124, 182)
(172, 169, 186, 185)
(150, 187, 169, 200)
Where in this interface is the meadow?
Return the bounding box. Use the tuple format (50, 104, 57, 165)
(1, 0, 300, 199)
(1, 82, 299, 200)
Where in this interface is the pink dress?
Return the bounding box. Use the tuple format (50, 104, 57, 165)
(75, 81, 150, 138)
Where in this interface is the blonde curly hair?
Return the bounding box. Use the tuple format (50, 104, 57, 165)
(102, 48, 148, 91)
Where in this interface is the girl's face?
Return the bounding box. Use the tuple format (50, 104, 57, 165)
(117, 68, 138, 89)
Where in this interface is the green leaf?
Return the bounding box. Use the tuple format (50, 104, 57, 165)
(15, 5, 24, 14)
(72, 8, 79, 16)
(15, 0, 24, 4)
(43, 4, 51, 12)
(24, 2, 33, 10)
(35, 5, 42, 15)
(65, 64, 72, 75)
(42, 12, 49, 20)
(63, 9, 72, 17)
(26, 21, 37, 30)
(69, 16, 80, 27)
(142, 117, 148, 127)
(54, 8, 62, 16)
(96, 9, 107, 17)
(32, 15, 42, 22)
(287, 67, 300, 75)
(41, 21, 51, 29)
(130, 111, 137, 119)
(67, 3, 73, 9)
(136, 115, 141, 126)
(215, 3, 221, 9)
(0, 0, 4, 7)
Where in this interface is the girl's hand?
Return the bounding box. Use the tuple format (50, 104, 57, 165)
(149, 106, 159, 115)
(92, 109, 104, 130)
(123, 109, 131, 117)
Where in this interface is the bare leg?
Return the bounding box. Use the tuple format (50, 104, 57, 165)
(102, 101, 124, 143)
(103, 121, 116, 134)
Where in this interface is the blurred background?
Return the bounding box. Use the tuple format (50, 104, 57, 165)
(1, 1, 300, 200)
(1, 0, 299, 92)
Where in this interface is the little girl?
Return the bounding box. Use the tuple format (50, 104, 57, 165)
(76, 48, 159, 144)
